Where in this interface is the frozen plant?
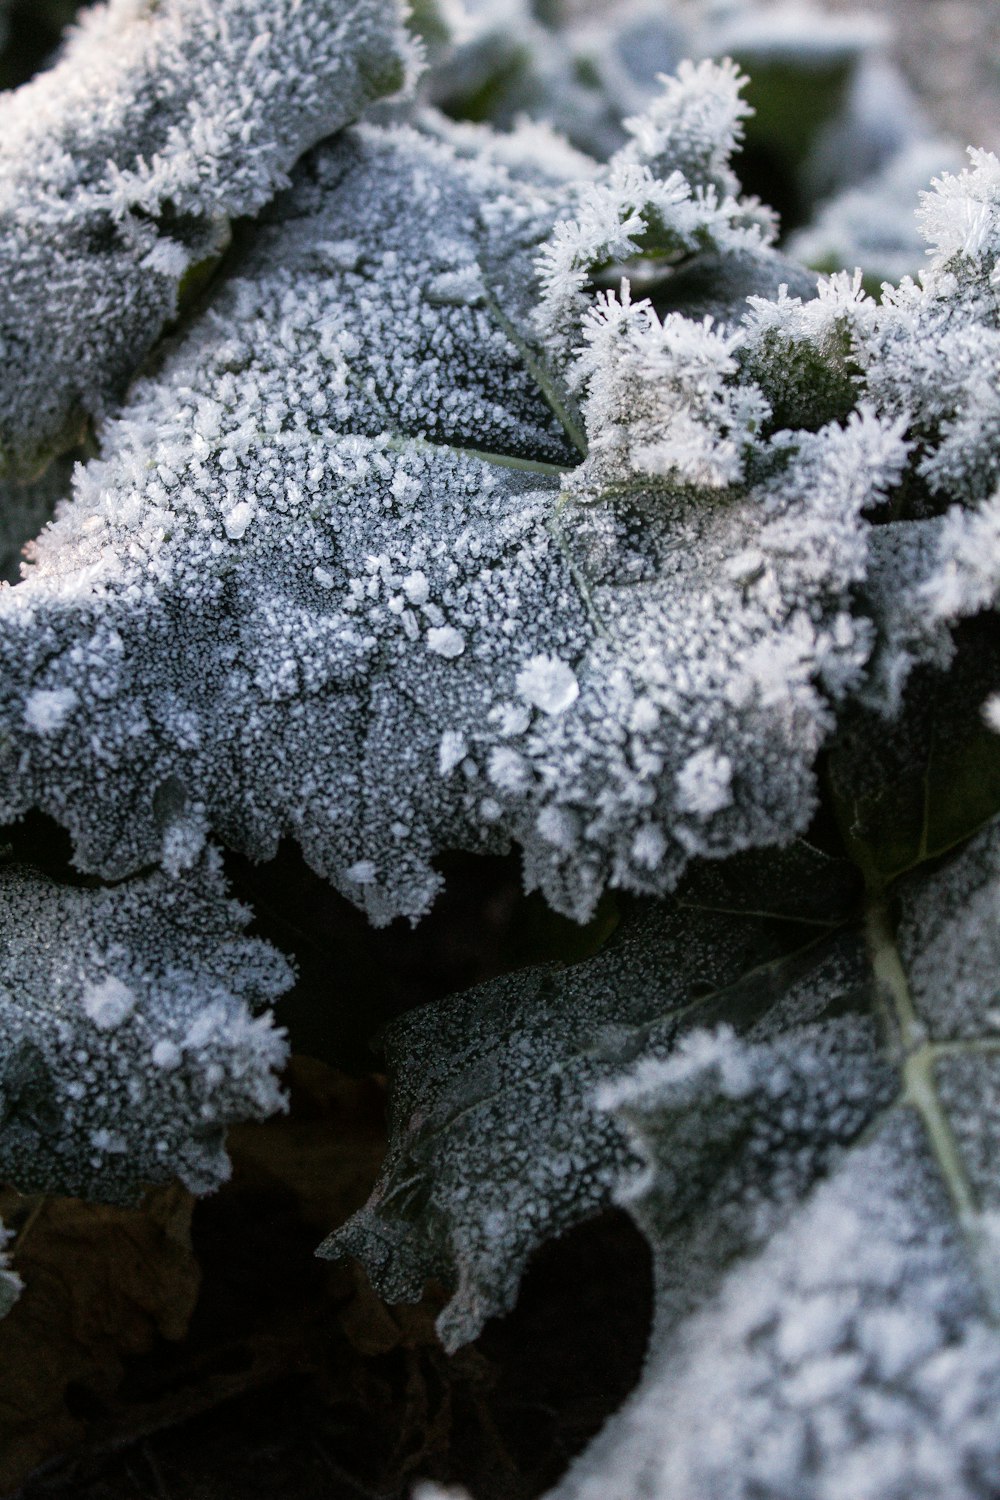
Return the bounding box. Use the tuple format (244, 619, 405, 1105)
(0, 2, 1000, 1496)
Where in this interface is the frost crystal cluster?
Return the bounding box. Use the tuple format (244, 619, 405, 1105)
(0, 852, 290, 1200)
(1, 0, 1000, 1494)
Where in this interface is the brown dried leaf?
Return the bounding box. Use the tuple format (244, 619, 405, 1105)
(0, 1181, 199, 1492)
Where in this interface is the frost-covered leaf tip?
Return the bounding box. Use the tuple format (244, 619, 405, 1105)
(0, 850, 291, 1202)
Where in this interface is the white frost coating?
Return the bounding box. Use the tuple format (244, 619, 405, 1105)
(24, 686, 77, 734)
(737, 151, 1000, 709)
(897, 819, 1000, 1040)
(0, 0, 417, 475)
(515, 654, 579, 715)
(0, 852, 291, 1200)
(81, 975, 136, 1032)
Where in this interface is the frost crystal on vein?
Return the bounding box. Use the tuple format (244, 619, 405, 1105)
(0, 852, 291, 1200)
(0, 0, 417, 475)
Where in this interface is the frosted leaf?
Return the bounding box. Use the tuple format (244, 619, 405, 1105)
(739, 269, 877, 435)
(730, 149, 1000, 724)
(0, 110, 911, 925)
(618, 56, 754, 202)
(0, 851, 291, 1201)
(552, 1114, 1000, 1500)
(855, 498, 1000, 725)
(322, 901, 849, 1350)
(851, 151, 1000, 518)
(572, 289, 769, 489)
(390, 822, 1000, 1497)
(557, 823, 1000, 1499)
(0, 0, 417, 475)
(864, 310, 1000, 508)
(853, 518, 957, 714)
(898, 818, 1000, 1041)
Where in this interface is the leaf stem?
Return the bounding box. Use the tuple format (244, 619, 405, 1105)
(384, 432, 570, 477)
(483, 290, 588, 457)
(864, 894, 1000, 1320)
